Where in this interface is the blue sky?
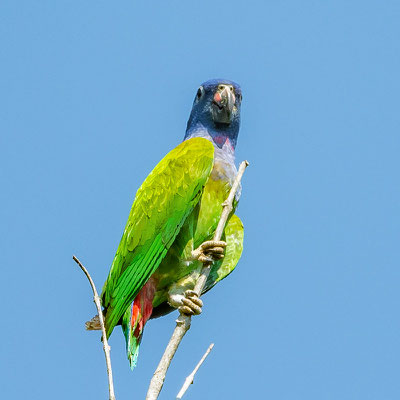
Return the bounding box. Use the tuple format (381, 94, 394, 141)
(1, 1, 399, 399)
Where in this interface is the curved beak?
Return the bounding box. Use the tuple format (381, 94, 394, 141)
(212, 85, 236, 124)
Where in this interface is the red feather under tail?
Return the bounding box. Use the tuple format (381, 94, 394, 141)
(122, 279, 156, 369)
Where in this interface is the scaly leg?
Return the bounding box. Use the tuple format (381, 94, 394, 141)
(192, 240, 227, 263)
(178, 290, 204, 315)
(170, 241, 227, 315)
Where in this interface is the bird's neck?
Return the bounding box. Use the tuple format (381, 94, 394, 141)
(184, 123, 236, 165)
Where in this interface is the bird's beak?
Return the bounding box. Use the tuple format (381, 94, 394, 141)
(212, 85, 236, 124)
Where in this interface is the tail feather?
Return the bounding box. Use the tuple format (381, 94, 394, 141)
(122, 279, 156, 369)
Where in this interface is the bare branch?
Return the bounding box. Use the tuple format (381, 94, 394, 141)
(73, 255, 116, 400)
(146, 160, 249, 400)
(176, 343, 215, 399)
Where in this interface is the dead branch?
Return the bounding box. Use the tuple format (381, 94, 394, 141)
(176, 343, 214, 399)
(73, 255, 116, 400)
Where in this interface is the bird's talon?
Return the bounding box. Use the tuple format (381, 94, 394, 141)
(194, 297, 203, 308)
(193, 240, 227, 264)
(199, 255, 214, 263)
(210, 246, 225, 254)
(178, 290, 203, 315)
(201, 240, 227, 250)
(184, 291, 203, 308)
(181, 297, 202, 315)
(179, 305, 195, 315)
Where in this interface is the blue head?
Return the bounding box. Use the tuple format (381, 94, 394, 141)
(184, 79, 242, 150)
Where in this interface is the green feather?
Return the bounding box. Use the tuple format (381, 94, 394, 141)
(101, 137, 214, 337)
(205, 214, 244, 291)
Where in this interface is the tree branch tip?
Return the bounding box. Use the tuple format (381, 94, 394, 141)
(175, 342, 215, 399)
(72, 255, 85, 271)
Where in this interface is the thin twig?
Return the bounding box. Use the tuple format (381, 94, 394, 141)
(73, 255, 116, 400)
(176, 343, 215, 399)
(146, 160, 249, 400)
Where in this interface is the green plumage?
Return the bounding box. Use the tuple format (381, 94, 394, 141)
(101, 137, 244, 368)
(101, 137, 215, 337)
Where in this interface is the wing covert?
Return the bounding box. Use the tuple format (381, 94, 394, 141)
(102, 137, 214, 336)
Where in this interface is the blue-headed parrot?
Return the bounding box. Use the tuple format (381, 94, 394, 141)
(86, 79, 244, 369)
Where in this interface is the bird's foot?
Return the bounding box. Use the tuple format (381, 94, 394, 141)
(192, 240, 227, 263)
(178, 290, 203, 315)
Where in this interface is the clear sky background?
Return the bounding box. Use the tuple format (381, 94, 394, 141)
(1, 1, 399, 399)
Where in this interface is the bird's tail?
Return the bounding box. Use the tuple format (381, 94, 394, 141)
(122, 279, 156, 369)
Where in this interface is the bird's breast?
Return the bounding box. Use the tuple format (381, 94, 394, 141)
(208, 145, 241, 201)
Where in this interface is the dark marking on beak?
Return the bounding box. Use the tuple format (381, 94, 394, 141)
(212, 85, 236, 124)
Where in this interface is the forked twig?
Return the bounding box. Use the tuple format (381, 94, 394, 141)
(176, 343, 215, 399)
(73, 255, 116, 400)
(146, 160, 249, 400)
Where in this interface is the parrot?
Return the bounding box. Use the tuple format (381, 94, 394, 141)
(86, 79, 244, 369)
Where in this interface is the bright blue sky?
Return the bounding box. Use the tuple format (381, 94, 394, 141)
(1, 1, 399, 399)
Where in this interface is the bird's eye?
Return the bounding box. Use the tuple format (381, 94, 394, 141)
(238, 93, 243, 102)
(196, 87, 203, 100)
(218, 85, 224, 91)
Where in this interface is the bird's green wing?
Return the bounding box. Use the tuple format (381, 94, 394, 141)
(102, 137, 214, 337)
(204, 214, 244, 291)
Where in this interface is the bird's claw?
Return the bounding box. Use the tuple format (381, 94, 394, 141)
(179, 290, 203, 315)
(192, 240, 227, 264)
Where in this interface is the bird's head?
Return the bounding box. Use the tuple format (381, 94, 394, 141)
(185, 79, 242, 150)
